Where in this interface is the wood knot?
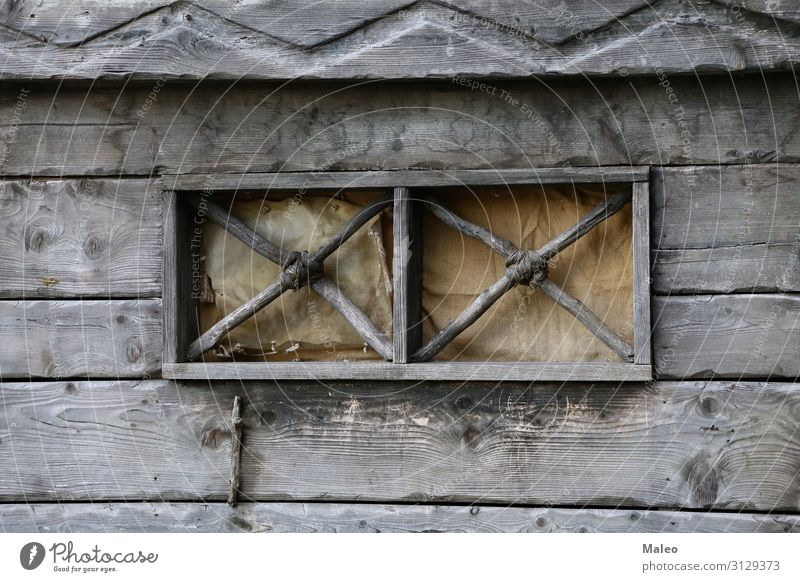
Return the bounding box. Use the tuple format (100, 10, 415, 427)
(26, 228, 53, 252)
(280, 250, 324, 290)
(505, 250, 547, 285)
(685, 457, 719, 507)
(698, 396, 721, 417)
(200, 425, 227, 449)
(83, 232, 107, 259)
(125, 342, 143, 363)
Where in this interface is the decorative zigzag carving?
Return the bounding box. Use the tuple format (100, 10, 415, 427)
(0, 0, 798, 79)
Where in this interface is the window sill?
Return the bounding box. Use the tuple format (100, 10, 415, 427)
(162, 362, 652, 382)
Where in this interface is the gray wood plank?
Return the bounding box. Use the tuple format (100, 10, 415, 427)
(161, 192, 199, 365)
(0, 179, 161, 298)
(0, 299, 162, 378)
(162, 362, 652, 382)
(153, 75, 800, 173)
(2, 502, 798, 533)
(652, 165, 800, 294)
(231, 379, 800, 510)
(653, 246, 800, 295)
(633, 182, 652, 365)
(392, 187, 422, 363)
(163, 168, 650, 191)
(653, 294, 800, 379)
(3, 379, 800, 510)
(0, 0, 798, 80)
(0, 120, 157, 176)
(3, 76, 800, 176)
(0, 380, 230, 501)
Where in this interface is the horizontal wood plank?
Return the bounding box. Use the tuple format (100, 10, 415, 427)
(0, 381, 229, 501)
(3, 75, 800, 175)
(155, 76, 800, 174)
(0, 0, 798, 80)
(163, 362, 652, 382)
(0, 122, 157, 176)
(653, 294, 800, 379)
(0, 300, 162, 378)
(3, 380, 800, 510)
(163, 167, 649, 191)
(0, 179, 161, 298)
(652, 165, 800, 294)
(2, 502, 798, 533)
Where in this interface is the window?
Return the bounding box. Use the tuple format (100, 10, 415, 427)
(162, 168, 651, 381)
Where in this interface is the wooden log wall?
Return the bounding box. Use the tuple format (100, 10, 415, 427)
(1, 0, 799, 532)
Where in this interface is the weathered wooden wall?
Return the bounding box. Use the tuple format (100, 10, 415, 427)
(0, 0, 798, 79)
(1, 0, 799, 533)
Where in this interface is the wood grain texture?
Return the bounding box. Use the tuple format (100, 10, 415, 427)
(0, 0, 798, 79)
(0, 179, 161, 298)
(236, 380, 800, 509)
(632, 182, 652, 365)
(157, 76, 800, 174)
(0, 381, 230, 501)
(163, 361, 652, 382)
(652, 165, 800, 294)
(3, 502, 799, 533)
(653, 294, 800, 379)
(0, 300, 162, 378)
(161, 192, 195, 365)
(0, 122, 157, 176)
(164, 168, 650, 191)
(2, 76, 800, 176)
(3, 379, 800, 510)
(392, 187, 422, 363)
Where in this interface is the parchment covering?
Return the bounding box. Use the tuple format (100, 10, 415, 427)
(201, 194, 392, 361)
(421, 185, 633, 362)
(200, 186, 633, 363)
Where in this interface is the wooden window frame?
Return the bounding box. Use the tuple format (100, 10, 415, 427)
(162, 167, 651, 382)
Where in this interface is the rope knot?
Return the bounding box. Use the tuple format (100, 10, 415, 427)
(506, 250, 548, 285)
(280, 250, 324, 290)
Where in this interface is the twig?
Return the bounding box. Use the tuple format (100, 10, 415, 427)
(227, 395, 243, 507)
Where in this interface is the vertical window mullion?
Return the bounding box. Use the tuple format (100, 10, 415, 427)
(392, 186, 423, 363)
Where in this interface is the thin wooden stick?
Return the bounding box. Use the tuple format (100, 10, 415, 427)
(312, 277, 393, 360)
(187, 194, 392, 360)
(313, 193, 393, 261)
(227, 395, 243, 507)
(424, 195, 517, 258)
(187, 277, 292, 360)
(538, 278, 633, 361)
(412, 273, 517, 362)
(185, 195, 285, 264)
(537, 189, 632, 260)
(186, 193, 392, 361)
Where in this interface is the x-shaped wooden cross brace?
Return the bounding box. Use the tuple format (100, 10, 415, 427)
(412, 190, 635, 362)
(185, 193, 394, 361)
